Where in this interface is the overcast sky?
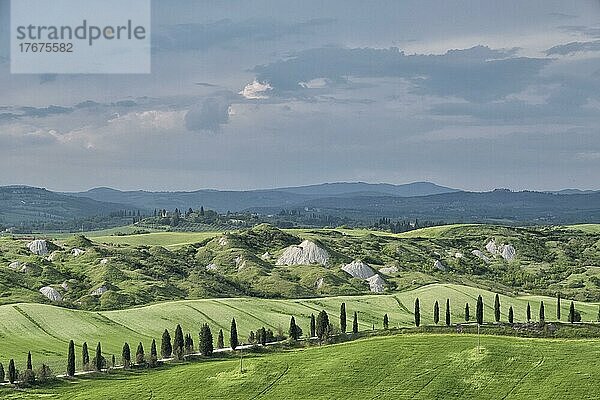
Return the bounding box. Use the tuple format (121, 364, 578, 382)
(1, 0, 600, 192)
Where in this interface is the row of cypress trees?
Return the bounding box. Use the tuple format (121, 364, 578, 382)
(6, 295, 586, 382)
(413, 294, 582, 326)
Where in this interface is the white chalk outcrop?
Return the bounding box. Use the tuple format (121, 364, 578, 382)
(471, 250, 490, 262)
(379, 266, 398, 275)
(28, 240, 48, 255)
(341, 260, 385, 293)
(71, 248, 85, 256)
(99, 258, 109, 265)
(501, 245, 516, 261)
(485, 239, 516, 261)
(434, 260, 447, 271)
(276, 240, 329, 266)
(485, 239, 498, 255)
(342, 260, 376, 279)
(366, 274, 385, 293)
(40, 286, 62, 301)
(205, 263, 219, 271)
(91, 286, 108, 296)
(9, 261, 21, 270)
(315, 277, 325, 289)
(234, 255, 247, 271)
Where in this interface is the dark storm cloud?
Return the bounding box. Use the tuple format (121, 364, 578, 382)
(431, 75, 600, 122)
(253, 46, 550, 102)
(184, 97, 231, 132)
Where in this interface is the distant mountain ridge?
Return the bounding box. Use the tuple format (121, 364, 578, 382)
(1, 183, 600, 230)
(66, 181, 460, 211)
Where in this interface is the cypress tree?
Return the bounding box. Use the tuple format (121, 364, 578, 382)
(465, 303, 470, 322)
(111, 355, 115, 368)
(67, 340, 75, 377)
(217, 329, 224, 349)
(259, 327, 267, 346)
(526, 302, 531, 322)
(414, 298, 421, 327)
(316, 310, 330, 341)
(174, 324, 185, 359)
(433, 301, 440, 324)
(199, 323, 214, 356)
(8, 359, 16, 384)
(149, 339, 158, 367)
(508, 306, 514, 324)
(383, 314, 389, 330)
(161, 329, 172, 358)
(340, 303, 347, 333)
(539, 301, 545, 324)
(310, 314, 316, 337)
(136, 342, 145, 365)
(289, 316, 301, 340)
(94, 342, 103, 371)
(476, 295, 484, 325)
(352, 311, 358, 334)
(27, 351, 32, 370)
(0, 363, 4, 382)
(597, 305, 600, 322)
(445, 299, 451, 326)
(122, 342, 131, 368)
(557, 293, 561, 320)
(230, 318, 239, 350)
(184, 333, 194, 354)
(494, 294, 501, 323)
(569, 301, 576, 323)
(82, 342, 89, 370)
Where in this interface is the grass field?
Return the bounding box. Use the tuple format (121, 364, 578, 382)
(565, 224, 600, 234)
(3, 333, 600, 399)
(89, 231, 220, 248)
(0, 284, 597, 375)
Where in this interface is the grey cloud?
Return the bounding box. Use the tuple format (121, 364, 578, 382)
(558, 25, 600, 38)
(18, 105, 73, 118)
(39, 74, 57, 85)
(546, 40, 600, 56)
(253, 46, 549, 102)
(431, 75, 600, 122)
(154, 18, 334, 52)
(184, 97, 231, 132)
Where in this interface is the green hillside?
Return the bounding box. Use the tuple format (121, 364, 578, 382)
(1, 223, 600, 309)
(4, 334, 600, 399)
(0, 283, 597, 374)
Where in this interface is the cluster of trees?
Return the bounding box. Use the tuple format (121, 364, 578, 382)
(0, 353, 54, 387)
(373, 218, 440, 234)
(413, 293, 582, 327)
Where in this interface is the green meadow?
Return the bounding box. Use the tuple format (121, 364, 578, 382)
(0, 284, 596, 375)
(3, 334, 600, 399)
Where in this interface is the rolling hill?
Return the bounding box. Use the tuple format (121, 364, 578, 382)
(0, 283, 597, 374)
(1, 224, 599, 310)
(6, 334, 600, 399)
(0, 186, 139, 231)
(287, 189, 600, 224)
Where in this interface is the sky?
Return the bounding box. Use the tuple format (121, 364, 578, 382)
(1, 0, 600, 192)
